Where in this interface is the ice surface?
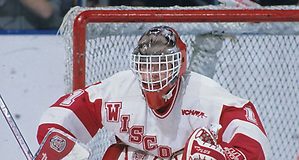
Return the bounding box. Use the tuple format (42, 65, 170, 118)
(0, 35, 65, 160)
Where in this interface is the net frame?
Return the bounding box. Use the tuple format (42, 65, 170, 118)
(59, 6, 299, 160)
(70, 8, 299, 90)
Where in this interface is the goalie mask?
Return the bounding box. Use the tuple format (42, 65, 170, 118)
(130, 26, 187, 110)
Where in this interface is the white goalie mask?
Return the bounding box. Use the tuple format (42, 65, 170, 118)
(130, 26, 187, 110)
(130, 51, 181, 92)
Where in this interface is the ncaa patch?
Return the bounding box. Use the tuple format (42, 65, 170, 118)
(50, 135, 67, 153)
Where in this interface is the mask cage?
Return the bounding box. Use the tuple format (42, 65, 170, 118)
(130, 51, 182, 91)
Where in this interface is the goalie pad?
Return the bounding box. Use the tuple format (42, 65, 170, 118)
(182, 127, 226, 160)
(34, 128, 91, 160)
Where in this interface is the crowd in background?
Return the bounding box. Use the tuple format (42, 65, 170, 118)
(89, 0, 299, 7)
(0, 0, 298, 30)
(0, 0, 71, 30)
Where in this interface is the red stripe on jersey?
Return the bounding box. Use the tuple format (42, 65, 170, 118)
(218, 101, 267, 159)
(219, 101, 266, 137)
(51, 90, 103, 138)
(37, 123, 75, 144)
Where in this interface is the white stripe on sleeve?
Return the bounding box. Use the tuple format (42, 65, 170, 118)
(39, 107, 93, 143)
(222, 119, 271, 159)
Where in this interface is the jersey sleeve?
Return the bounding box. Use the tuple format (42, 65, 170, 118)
(37, 88, 103, 144)
(218, 101, 270, 160)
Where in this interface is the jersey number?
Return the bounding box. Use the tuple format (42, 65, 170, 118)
(60, 89, 84, 106)
(244, 106, 257, 124)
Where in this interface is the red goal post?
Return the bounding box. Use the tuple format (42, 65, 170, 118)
(59, 6, 299, 160)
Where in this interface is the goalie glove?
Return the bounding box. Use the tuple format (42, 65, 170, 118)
(182, 127, 226, 160)
(34, 128, 91, 160)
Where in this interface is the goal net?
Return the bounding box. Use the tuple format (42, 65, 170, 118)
(59, 6, 299, 160)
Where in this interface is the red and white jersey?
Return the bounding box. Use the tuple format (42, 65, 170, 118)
(37, 70, 270, 159)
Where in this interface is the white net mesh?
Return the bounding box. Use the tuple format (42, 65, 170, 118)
(59, 6, 299, 160)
